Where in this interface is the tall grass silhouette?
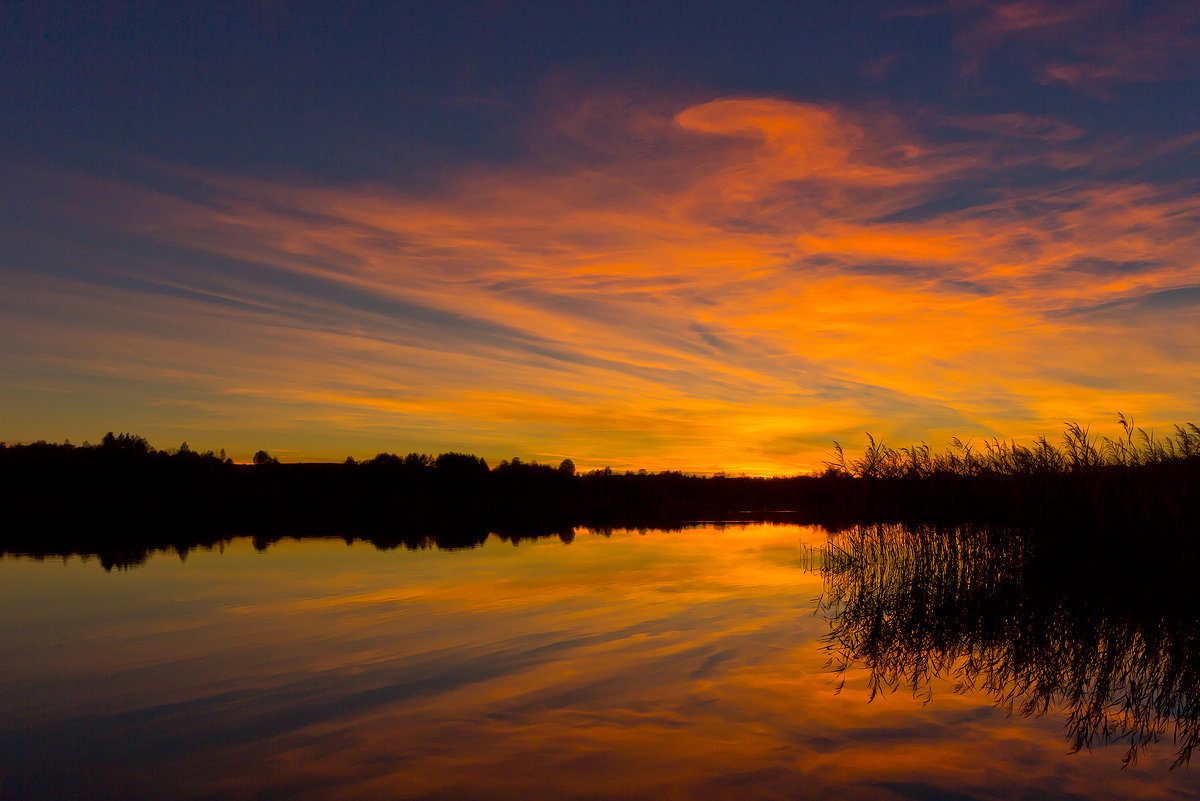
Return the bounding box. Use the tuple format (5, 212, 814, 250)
(810, 416, 1200, 532)
(825, 415, 1200, 479)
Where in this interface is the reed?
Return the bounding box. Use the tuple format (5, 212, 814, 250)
(818, 522, 1200, 768)
(826, 415, 1200, 480)
(808, 416, 1200, 534)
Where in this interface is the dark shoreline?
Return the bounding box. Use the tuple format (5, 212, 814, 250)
(3, 425, 1199, 568)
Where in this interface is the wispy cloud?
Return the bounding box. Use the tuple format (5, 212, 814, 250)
(954, 0, 1200, 89)
(3, 92, 1199, 471)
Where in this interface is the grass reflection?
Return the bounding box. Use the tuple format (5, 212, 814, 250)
(819, 522, 1200, 768)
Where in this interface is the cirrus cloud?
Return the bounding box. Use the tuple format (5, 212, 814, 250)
(2, 93, 1198, 472)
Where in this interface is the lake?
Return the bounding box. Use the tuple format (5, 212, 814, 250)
(3, 523, 1198, 799)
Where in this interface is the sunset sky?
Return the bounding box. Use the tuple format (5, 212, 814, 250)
(4, 1, 1200, 474)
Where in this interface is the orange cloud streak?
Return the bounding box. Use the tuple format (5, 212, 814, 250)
(4, 95, 1199, 471)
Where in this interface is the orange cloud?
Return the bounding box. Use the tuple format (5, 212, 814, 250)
(3, 94, 1199, 472)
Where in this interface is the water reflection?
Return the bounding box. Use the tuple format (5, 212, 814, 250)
(3, 518, 795, 571)
(4, 525, 1200, 800)
(819, 523, 1200, 768)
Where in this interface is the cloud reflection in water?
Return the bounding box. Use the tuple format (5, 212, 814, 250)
(1, 525, 1198, 799)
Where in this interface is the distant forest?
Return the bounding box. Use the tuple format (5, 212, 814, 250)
(2, 418, 1198, 568)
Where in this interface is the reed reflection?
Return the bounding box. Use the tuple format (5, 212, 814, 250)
(818, 522, 1200, 768)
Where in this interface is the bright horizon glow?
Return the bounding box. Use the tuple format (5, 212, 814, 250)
(3, 3, 1199, 475)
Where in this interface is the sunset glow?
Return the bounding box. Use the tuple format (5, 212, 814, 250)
(4, 2, 1199, 472)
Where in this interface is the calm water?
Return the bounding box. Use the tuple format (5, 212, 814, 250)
(3, 523, 1198, 800)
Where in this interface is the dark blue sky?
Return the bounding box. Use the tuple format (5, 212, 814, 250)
(7, 1, 1196, 182)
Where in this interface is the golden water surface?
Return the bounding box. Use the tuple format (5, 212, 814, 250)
(2, 524, 1196, 799)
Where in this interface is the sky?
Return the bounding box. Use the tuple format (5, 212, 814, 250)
(3, 0, 1200, 474)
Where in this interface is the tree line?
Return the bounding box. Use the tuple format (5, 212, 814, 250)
(2, 418, 1197, 568)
